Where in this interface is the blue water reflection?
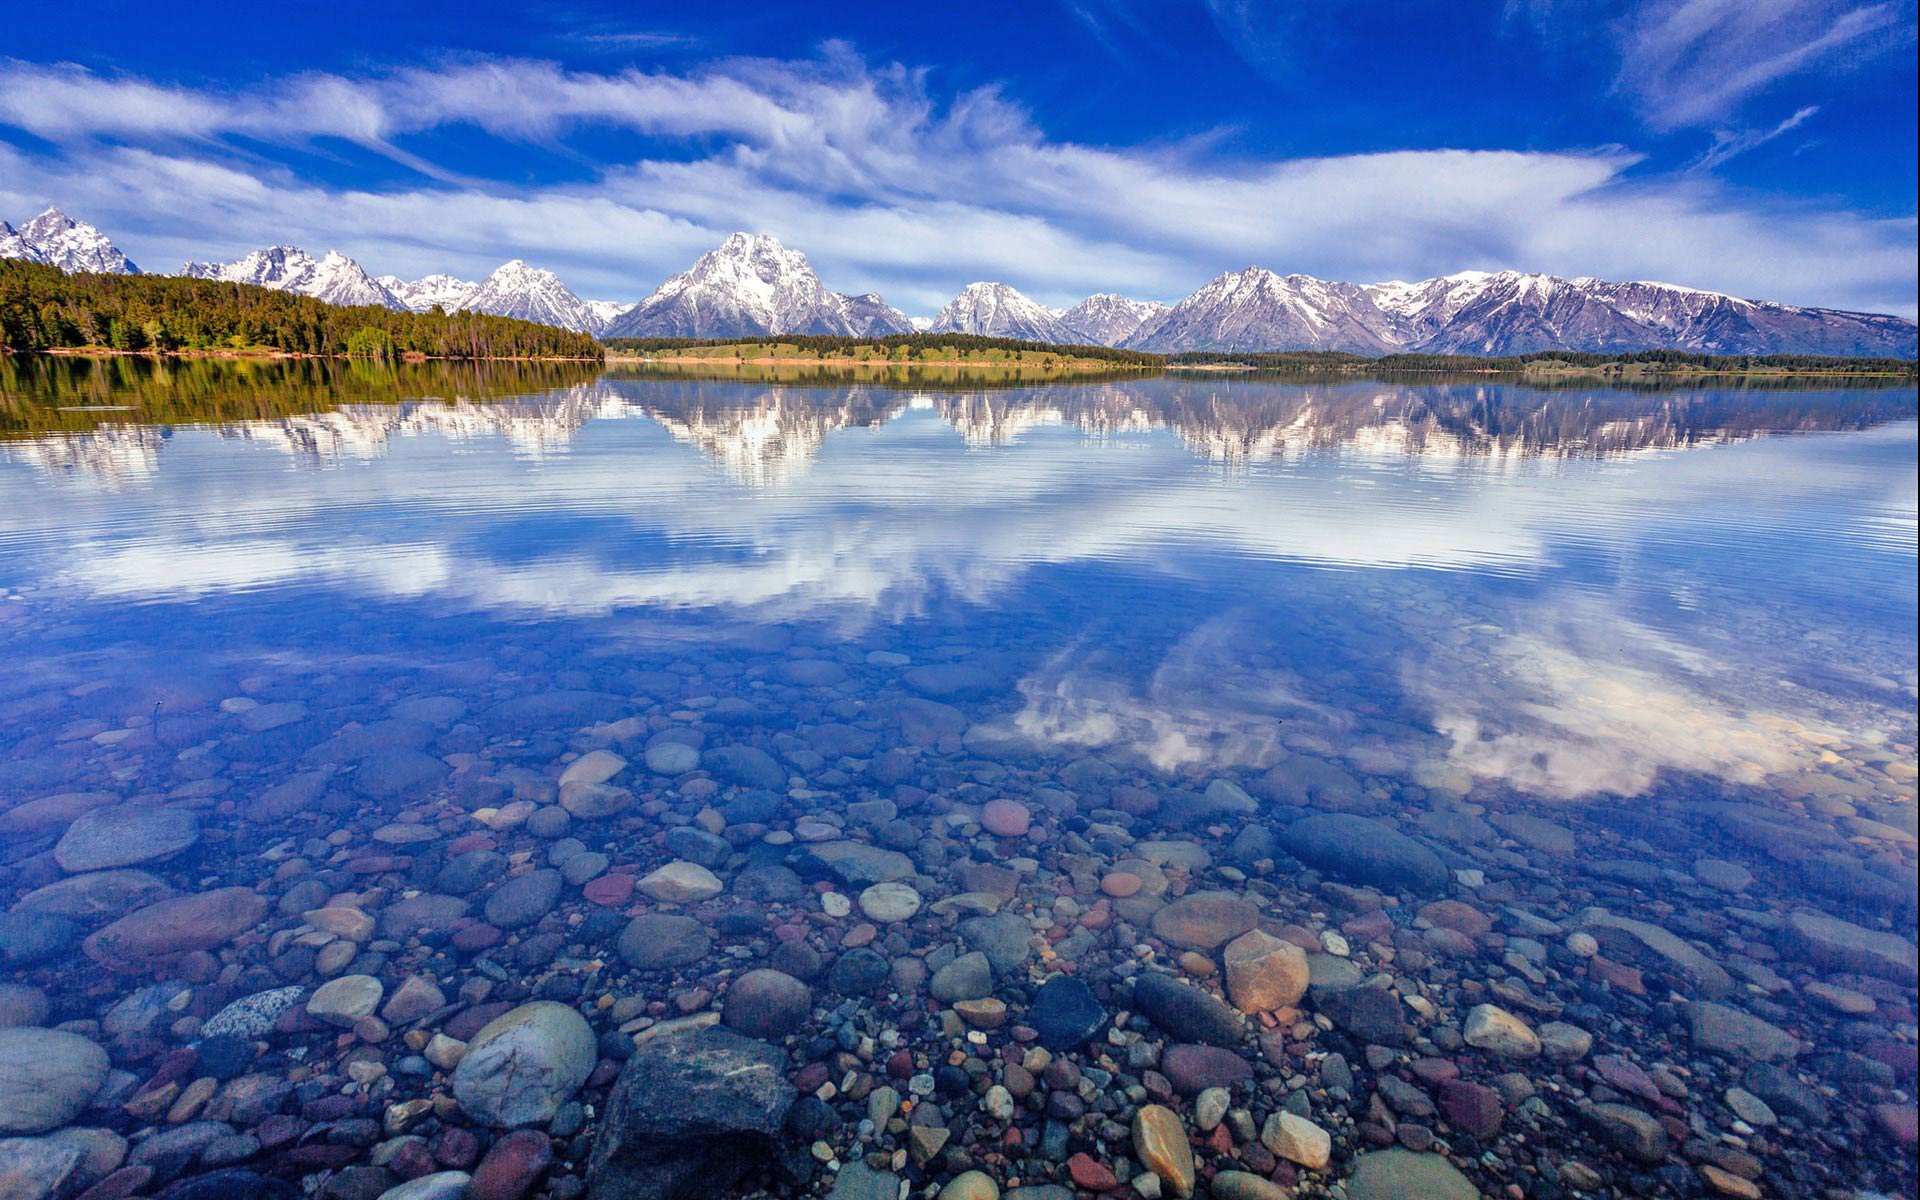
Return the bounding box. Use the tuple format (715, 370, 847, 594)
(1, 367, 1912, 810)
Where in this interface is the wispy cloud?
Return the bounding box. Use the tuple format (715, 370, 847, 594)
(1689, 104, 1821, 172)
(0, 51, 1913, 315)
(1617, 0, 1904, 130)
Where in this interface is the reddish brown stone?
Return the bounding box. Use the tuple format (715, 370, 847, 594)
(1068, 1152, 1119, 1189)
(471, 1129, 553, 1200)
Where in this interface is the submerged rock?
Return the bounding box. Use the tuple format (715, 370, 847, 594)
(451, 1002, 598, 1128)
(0, 1027, 109, 1134)
(53, 806, 199, 873)
(83, 887, 268, 966)
(587, 1028, 795, 1200)
(1132, 973, 1244, 1047)
(1345, 1149, 1479, 1200)
(1027, 976, 1108, 1050)
(1282, 813, 1448, 893)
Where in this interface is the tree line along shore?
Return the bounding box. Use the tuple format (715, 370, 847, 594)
(0, 260, 603, 361)
(4, 262, 1913, 375)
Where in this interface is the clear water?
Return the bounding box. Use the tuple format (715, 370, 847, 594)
(1, 357, 1916, 1195)
(3, 361, 1914, 810)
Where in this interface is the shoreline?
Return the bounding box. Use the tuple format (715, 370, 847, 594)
(607, 353, 1154, 370)
(31, 347, 605, 363)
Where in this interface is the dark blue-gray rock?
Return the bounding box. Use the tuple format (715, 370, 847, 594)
(484, 692, 625, 732)
(55, 805, 200, 873)
(0, 912, 78, 968)
(484, 869, 562, 929)
(158, 1170, 300, 1200)
(722, 970, 812, 1040)
(960, 913, 1034, 974)
(1316, 983, 1411, 1047)
(437, 851, 507, 896)
(718, 790, 783, 826)
(381, 894, 470, 939)
(1282, 814, 1447, 893)
(1028, 977, 1108, 1050)
(828, 949, 890, 995)
(353, 749, 450, 800)
(704, 746, 788, 790)
(588, 1028, 796, 1200)
(1131, 973, 1244, 1047)
(792, 841, 914, 888)
(901, 662, 1001, 698)
(664, 828, 732, 870)
(129, 1122, 233, 1184)
(733, 865, 806, 904)
(828, 1160, 900, 1200)
(617, 914, 711, 972)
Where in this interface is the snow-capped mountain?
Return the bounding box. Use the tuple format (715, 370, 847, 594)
(1373, 271, 1918, 358)
(375, 267, 626, 333)
(606, 233, 912, 339)
(1058, 294, 1170, 346)
(1127, 269, 1399, 354)
(583, 299, 631, 330)
(0, 207, 140, 274)
(1124, 267, 1918, 358)
(455, 261, 605, 333)
(841, 293, 916, 337)
(929, 282, 1073, 342)
(183, 246, 405, 310)
(378, 273, 478, 314)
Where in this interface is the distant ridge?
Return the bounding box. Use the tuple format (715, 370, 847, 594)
(3, 208, 1913, 355)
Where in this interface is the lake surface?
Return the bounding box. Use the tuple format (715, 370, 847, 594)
(0, 357, 1915, 1199)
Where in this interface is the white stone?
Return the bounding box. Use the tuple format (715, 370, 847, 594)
(638, 861, 723, 903)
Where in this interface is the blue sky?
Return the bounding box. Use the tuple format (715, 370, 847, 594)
(0, 0, 1914, 315)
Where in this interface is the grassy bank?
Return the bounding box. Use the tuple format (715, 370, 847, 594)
(603, 333, 1162, 369)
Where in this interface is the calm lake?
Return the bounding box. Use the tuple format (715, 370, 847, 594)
(0, 356, 1915, 1199)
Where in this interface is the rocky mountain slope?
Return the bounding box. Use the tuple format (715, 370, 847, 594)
(0, 207, 140, 274)
(606, 233, 911, 339)
(929, 282, 1072, 342)
(182, 247, 405, 310)
(1058, 294, 1170, 346)
(1126, 268, 1918, 357)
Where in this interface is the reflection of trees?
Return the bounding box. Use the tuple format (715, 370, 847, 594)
(3, 360, 1912, 485)
(0, 356, 603, 439)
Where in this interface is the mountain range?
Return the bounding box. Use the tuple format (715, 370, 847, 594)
(4, 207, 1915, 356)
(603, 233, 913, 339)
(13, 378, 1909, 488)
(0, 207, 140, 274)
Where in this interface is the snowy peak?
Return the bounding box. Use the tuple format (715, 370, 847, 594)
(929, 282, 1073, 342)
(456, 260, 605, 332)
(1122, 267, 1915, 357)
(1058, 293, 1170, 346)
(606, 231, 908, 339)
(380, 273, 478, 314)
(1126, 267, 1400, 354)
(182, 246, 403, 310)
(0, 207, 140, 274)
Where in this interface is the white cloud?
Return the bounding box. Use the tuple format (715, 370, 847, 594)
(1615, 0, 1904, 131)
(0, 52, 1913, 315)
(1689, 105, 1821, 173)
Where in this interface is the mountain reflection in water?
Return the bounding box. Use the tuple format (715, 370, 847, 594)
(3, 357, 1915, 488)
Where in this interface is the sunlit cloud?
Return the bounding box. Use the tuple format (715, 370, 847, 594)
(0, 51, 1914, 314)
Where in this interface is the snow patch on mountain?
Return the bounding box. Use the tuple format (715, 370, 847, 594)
(606, 233, 910, 339)
(929, 282, 1073, 342)
(380, 273, 478, 313)
(0, 207, 140, 274)
(1058, 294, 1170, 346)
(183, 246, 404, 310)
